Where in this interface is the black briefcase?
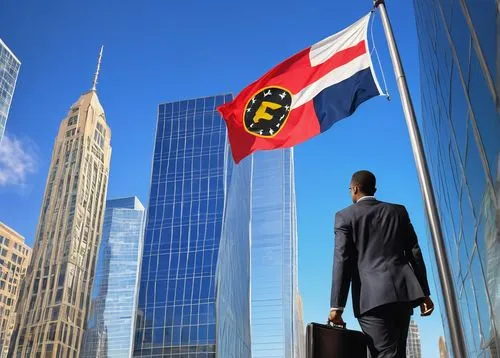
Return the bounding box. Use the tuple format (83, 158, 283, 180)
(306, 322, 368, 358)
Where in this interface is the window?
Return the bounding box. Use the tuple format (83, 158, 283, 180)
(48, 323, 56, 341)
(55, 288, 63, 303)
(46, 344, 53, 354)
(65, 128, 76, 138)
(97, 122, 105, 137)
(0, 236, 9, 246)
(58, 272, 65, 287)
(51, 307, 60, 321)
(68, 115, 78, 126)
(93, 121, 106, 149)
(29, 295, 35, 309)
(94, 131, 104, 149)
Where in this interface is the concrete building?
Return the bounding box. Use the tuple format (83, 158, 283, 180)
(0, 222, 31, 358)
(438, 336, 448, 358)
(10, 47, 111, 357)
(406, 320, 421, 358)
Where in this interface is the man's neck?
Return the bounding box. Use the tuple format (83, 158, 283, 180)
(356, 195, 376, 203)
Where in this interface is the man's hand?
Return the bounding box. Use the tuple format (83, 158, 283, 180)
(328, 309, 345, 326)
(420, 296, 434, 316)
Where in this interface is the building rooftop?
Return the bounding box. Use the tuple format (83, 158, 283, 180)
(0, 38, 21, 65)
(0, 221, 25, 241)
(106, 196, 144, 211)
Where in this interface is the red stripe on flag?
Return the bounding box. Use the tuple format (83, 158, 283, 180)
(270, 40, 367, 93)
(223, 40, 367, 116)
(261, 40, 367, 93)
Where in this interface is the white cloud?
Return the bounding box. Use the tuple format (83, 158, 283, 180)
(0, 134, 38, 187)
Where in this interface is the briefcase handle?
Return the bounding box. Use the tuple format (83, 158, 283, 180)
(327, 320, 346, 329)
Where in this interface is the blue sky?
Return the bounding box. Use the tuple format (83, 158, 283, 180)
(1, 0, 445, 356)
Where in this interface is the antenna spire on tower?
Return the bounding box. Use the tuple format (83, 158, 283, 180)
(91, 45, 104, 91)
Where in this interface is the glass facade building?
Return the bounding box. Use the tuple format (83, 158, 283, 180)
(413, 0, 499, 356)
(250, 149, 302, 358)
(134, 94, 304, 357)
(216, 148, 304, 358)
(0, 38, 20, 145)
(133, 95, 233, 357)
(80, 197, 145, 358)
(215, 154, 252, 358)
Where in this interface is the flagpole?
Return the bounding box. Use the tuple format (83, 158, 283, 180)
(373, 1, 467, 357)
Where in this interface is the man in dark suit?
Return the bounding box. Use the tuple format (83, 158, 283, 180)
(328, 170, 434, 358)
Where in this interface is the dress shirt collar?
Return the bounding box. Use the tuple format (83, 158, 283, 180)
(356, 195, 376, 203)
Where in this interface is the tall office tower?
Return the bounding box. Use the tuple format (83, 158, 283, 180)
(11, 47, 111, 358)
(0, 38, 21, 145)
(217, 150, 304, 358)
(0, 222, 31, 358)
(80, 197, 145, 358)
(406, 320, 421, 358)
(250, 149, 303, 358)
(216, 154, 252, 358)
(134, 95, 234, 357)
(134, 95, 304, 358)
(438, 336, 448, 358)
(413, 0, 499, 355)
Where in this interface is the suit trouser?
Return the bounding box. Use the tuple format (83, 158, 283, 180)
(358, 302, 413, 358)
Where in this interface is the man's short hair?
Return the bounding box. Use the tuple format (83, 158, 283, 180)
(351, 170, 376, 195)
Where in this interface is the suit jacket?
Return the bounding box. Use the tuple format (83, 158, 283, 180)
(330, 198, 431, 318)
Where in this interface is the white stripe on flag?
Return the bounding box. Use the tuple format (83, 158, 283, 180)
(309, 13, 371, 67)
(291, 54, 371, 109)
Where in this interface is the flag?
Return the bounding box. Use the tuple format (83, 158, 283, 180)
(217, 13, 383, 163)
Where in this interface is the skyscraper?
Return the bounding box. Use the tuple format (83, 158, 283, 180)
(216, 154, 252, 358)
(11, 48, 111, 358)
(250, 149, 302, 358)
(80, 197, 145, 358)
(0, 38, 20, 145)
(216, 149, 304, 358)
(406, 320, 421, 358)
(438, 336, 448, 358)
(413, 0, 499, 355)
(134, 95, 303, 357)
(0, 222, 31, 358)
(134, 95, 233, 357)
